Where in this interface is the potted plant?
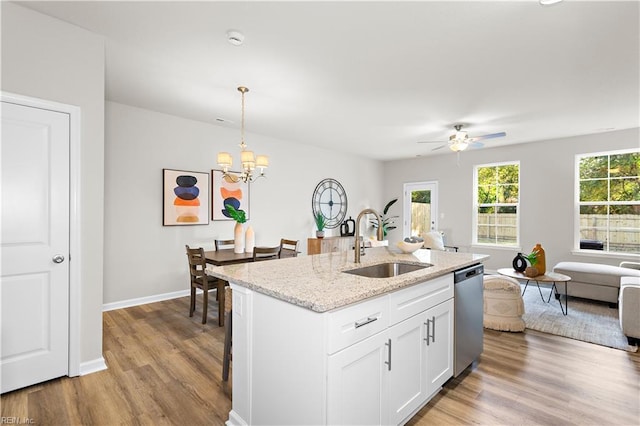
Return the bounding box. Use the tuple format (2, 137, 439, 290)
(523, 249, 540, 277)
(315, 212, 326, 239)
(370, 198, 398, 238)
(225, 204, 247, 253)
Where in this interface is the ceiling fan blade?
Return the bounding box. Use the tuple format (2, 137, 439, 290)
(417, 140, 446, 144)
(468, 132, 506, 142)
(469, 141, 484, 149)
(431, 144, 447, 151)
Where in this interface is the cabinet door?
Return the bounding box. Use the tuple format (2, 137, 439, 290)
(424, 299, 454, 395)
(327, 332, 389, 425)
(388, 313, 427, 425)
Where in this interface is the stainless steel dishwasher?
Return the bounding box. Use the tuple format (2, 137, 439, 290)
(453, 263, 484, 377)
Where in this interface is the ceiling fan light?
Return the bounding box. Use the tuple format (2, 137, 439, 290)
(450, 141, 469, 152)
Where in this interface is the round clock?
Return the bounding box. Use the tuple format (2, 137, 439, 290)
(312, 178, 348, 229)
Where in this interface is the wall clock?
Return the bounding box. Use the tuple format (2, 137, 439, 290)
(312, 178, 348, 229)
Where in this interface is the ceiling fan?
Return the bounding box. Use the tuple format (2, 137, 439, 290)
(418, 124, 506, 152)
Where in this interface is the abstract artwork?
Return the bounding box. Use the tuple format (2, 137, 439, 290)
(212, 170, 250, 221)
(163, 169, 210, 226)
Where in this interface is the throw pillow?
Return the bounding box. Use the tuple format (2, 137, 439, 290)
(422, 231, 445, 251)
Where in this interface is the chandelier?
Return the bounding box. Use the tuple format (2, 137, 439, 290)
(217, 86, 268, 183)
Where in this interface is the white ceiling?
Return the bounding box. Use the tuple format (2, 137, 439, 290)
(17, 0, 640, 161)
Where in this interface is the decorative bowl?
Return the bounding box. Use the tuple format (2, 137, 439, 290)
(396, 240, 424, 254)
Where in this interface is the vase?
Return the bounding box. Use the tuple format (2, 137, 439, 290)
(234, 222, 245, 254)
(524, 266, 539, 278)
(245, 225, 255, 253)
(532, 243, 546, 275)
(512, 253, 527, 272)
(316, 230, 325, 239)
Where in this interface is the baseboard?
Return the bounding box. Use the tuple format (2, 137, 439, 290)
(102, 289, 190, 312)
(79, 357, 108, 376)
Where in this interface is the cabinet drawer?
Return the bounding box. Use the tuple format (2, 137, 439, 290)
(388, 274, 453, 325)
(327, 295, 388, 354)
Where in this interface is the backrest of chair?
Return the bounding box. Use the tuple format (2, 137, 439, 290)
(186, 245, 208, 285)
(279, 238, 299, 258)
(215, 239, 235, 251)
(253, 246, 281, 261)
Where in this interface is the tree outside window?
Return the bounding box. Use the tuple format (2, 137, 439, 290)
(474, 162, 519, 246)
(578, 150, 639, 253)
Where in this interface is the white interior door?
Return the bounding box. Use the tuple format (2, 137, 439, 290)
(403, 181, 438, 238)
(1, 101, 70, 393)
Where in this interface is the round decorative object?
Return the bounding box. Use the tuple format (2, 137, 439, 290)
(312, 178, 348, 229)
(512, 253, 527, 272)
(396, 240, 423, 254)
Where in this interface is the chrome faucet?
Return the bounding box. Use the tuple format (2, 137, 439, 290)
(354, 208, 384, 263)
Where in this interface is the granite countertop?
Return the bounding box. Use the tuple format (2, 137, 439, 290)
(205, 247, 489, 313)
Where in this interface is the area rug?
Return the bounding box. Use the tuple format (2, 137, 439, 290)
(520, 283, 638, 352)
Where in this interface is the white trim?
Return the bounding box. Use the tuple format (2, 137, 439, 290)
(79, 357, 108, 376)
(102, 289, 190, 312)
(472, 161, 520, 247)
(1, 91, 82, 378)
(570, 249, 640, 261)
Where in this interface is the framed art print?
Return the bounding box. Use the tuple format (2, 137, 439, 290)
(211, 169, 250, 221)
(163, 169, 210, 225)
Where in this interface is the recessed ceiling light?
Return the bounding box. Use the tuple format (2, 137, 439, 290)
(540, 0, 563, 5)
(226, 30, 244, 46)
(215, 117, 234, 124)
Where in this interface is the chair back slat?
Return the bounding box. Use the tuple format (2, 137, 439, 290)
(253, 246, 281, 261)
(279, 238, 299, 258)
(215, 239, 235, 251)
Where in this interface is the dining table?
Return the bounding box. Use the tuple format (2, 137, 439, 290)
(204, 249, 255, 266)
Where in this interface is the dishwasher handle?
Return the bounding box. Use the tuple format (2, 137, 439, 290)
(454, 264, 484, 283)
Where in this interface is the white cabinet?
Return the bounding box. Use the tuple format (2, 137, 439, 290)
(424, 299, 454, 395)
(326, 277, 454, 426)
(327, 331, 390, 425)
(227, 274, 455, 426)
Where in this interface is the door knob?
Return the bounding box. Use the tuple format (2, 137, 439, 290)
(52, 254, 65, 264)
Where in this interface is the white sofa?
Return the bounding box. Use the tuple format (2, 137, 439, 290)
(552, 261, 640, 305)
(619, 276, 640, 345)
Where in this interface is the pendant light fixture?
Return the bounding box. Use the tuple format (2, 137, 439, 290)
(217, 86, 268, 183)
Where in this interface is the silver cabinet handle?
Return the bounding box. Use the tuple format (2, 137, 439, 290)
(385, 338, 391, 371)
(431, 315, 436, 343)
(424, 316, 436, 345)
(52, 254, 65, 264)
(354, 316, 378, 329)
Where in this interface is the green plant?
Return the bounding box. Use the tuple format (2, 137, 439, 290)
(524, 249, 539, 266)
(370, 198, 398, 238)
(314, 212, 326, 231)
(225, 204, 247, 224)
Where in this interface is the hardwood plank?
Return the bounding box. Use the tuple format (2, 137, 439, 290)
(1, 297, 638, 425)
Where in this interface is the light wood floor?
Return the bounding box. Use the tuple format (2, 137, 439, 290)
(2, 296, 639, 425)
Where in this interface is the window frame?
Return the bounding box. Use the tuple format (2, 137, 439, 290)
(574, 148, 640, 255)
(472, 160, 520, 248)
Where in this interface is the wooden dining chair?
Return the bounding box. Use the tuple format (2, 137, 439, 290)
(185, 245, 228, 326)
(222, 286, 233, 381)
(215, 239, 235, 251)
(279, 238, 299, 258)
(252, 246, 281, 261)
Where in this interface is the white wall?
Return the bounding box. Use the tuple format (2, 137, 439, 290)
(383, 128, 639, 272)
(1, 3, 105, 364)
(104, 101, 384, 304)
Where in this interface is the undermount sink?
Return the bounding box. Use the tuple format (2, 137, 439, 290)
(343, 262, 432, 279)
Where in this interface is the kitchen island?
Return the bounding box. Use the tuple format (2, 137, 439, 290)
(206, 247, 489, 426)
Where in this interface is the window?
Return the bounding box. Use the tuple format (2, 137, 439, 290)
(473, 162, 520, 246)
(577, 149, 639, 254)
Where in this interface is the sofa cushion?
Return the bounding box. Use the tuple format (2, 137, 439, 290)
(553, 261, 640, 288)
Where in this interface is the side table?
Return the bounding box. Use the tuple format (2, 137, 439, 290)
(497, 268, 572, 315)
